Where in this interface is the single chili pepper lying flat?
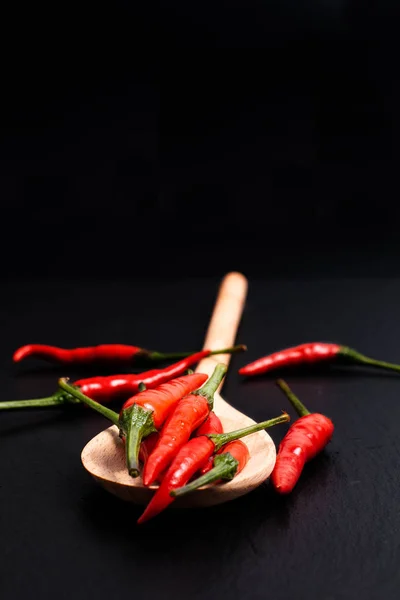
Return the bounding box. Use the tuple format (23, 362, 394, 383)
(271, 379, 334, 494)
(0, 347, 243, 411)
(138, 413, 289, 523)
(172, 440, 249, 499)
(142, 363, 228, 486)
(13, 343, 246, 367)
(119, 372, 209, 477)
(239, 342, 400, 377)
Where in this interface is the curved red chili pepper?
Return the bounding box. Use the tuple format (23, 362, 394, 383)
(119, 373, 208, 477)
(73, 351, 217, 404)
(138, 414, 221, 484)
(138, 412, 289, 521)
(137, 415, 223, 524)
(239, 342, 400, 377)
(13, 343, 246, 366)
(138, 433, 159, 467)
(271, 379, 334, 494)
(13, 344, 144, 364)
(0, 349, 244, 411)
(239, 343, 341, 376)
(193, 411, 223, 475)
(142, 364, 228, 486)
(137, 436, 216, 523)
(56, 377, 288, 518)
(194, 410, 223, 436)
(171, 440, 250, 500)
(142, 396, 211, 486)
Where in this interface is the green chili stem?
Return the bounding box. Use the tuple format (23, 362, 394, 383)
(149, 345, 246, 362)
(0, 391, 74, 411)
(341, 346, 400, 373)
(119, 404, 157, 478)
(276, 379, 310, 417)
(208, 345, 247, 356)
(171, 453, 239, 497)
(148, 351, 197, 360)
(209, 412, 290, 452)
(126, 425, 143, 478)
(58, 378, 120, 426)
(194, 363, 228, 408)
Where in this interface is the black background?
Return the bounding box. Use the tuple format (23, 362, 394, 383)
(1, 1, 400, 278)
(1, 2, 400, 599)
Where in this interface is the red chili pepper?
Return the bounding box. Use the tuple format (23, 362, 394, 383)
(138, 433, 159, 467)
(138, 413, 289, 523)
(193, 411, 223, 474)
(194, 410, 223, 436)
(74, 349, 230, 404)
(13, 343, 246, 366)
(271, 379, 334, 494)
(171, 440, 250, 500)
(140, 413, 221, 481)
(0, 347, 244, 411)
(239, 342, 400, 377)
(119, 373, 209, 477)
(198, 458, 214, 476)
(142, 364, 228, 486)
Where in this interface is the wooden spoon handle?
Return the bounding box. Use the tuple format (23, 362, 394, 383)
(195, 272, 248, 386)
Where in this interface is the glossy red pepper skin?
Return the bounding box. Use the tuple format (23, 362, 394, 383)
(137, 413, 222, 523)
(119, 373, 209, 477)
(169, 440, 250, 501)
(14, 344, 245, 367)
(271, 413, 334, 494)
(74, 351, 218, 404)
(139, 413, 221, 489)
(198, 439, 250, 477)
(142, 393, 211, 486)
(74, 374, 143, 404)
(193, 411, 223, 475)
(13, 344, 149, 364)
(198, 458, 214, 476)
(142, 363, 228, 486)
(120, 373, 208, 428)
(0, 352, 218, 412)
(137, 436, 215, 523)
(136, 411, 289, 516)
(239, 342, 400, 377)
(271, 379, 334, 494)
(239, 343, 341, 377)
(194, 411, 223, 437)
(214, 440, 250, 479)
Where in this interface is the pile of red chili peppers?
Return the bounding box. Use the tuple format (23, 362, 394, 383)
(3, 336, 399, 522)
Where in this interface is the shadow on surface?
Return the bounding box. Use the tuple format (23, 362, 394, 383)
(239, 364, 400, 381)
(77, 452, 336, 551)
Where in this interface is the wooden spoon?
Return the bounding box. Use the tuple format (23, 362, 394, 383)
(81, 272, 277, 507)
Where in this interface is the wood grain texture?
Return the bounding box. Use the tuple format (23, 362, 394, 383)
(81, 272, 277, 506)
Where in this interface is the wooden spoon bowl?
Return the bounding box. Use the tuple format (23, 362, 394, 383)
(81, 273, 277, 507)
